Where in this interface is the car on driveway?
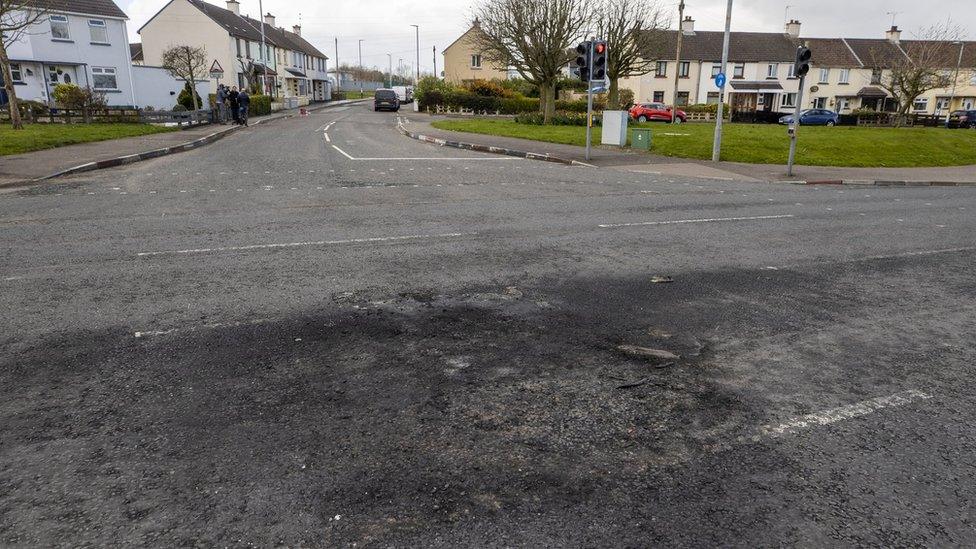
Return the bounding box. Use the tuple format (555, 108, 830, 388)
(779, 109, 840, 126)
(947, 109, 976, 129)
(374, 89, 400, 112)
(629, 103, 687, 123)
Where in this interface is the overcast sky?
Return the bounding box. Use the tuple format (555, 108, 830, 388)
(120, 0, 973, 74)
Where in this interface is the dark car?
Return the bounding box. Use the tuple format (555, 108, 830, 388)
(779, 109, 840, 126)
(629, 102, 687, 123)
(947, 109, 976, 129)
(374, 89, 400, 112)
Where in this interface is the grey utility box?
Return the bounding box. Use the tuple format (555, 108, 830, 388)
(601, 110, 629, 146)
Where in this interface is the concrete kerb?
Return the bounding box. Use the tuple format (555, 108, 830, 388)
(396, 117, 594, 167)
(5, 100, 366, 188)
(795, 179, 976, 187)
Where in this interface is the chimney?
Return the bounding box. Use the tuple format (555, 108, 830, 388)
(292, 24, 301, 36)
(680, 16, 695, 34)
(784, 19, 801, 38)
(225, 0, 239, 15)
(885, 25, 901, 44)
(263, 13, 275, 27)
(472, 17, 481, 29)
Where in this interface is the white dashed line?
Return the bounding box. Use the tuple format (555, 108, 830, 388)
(136, 232, 474, 257)
(599, 214, 795, 229)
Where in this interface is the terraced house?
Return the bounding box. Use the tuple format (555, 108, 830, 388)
(622, 17, 976, 117)
(138, 0, 330, 103)
(1, 0, 137, 106)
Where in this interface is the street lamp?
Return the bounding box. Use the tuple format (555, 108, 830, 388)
(387, 53, 392, 88)
(410, 24, 420, 84)
(358, 39, 364, 96)
(945, 41, 965, 128)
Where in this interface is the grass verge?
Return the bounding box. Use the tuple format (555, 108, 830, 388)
(429, 119, 976, 167)
(0, 123, 177, 156)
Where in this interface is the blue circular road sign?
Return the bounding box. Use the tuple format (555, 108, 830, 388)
(715, 72, 727, 89)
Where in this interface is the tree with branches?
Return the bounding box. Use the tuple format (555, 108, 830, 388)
(593, 0, 666, 110)
(161, 45, 209, 111)
(869, 22, 963, 121)
(1, 0, 47, 129)
(473, 0, 589, 123)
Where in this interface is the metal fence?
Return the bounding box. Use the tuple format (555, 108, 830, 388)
(139, 109, 212, 127)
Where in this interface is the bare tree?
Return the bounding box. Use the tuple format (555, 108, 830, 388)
(1, 0, 47, 129)
(473, 0, 589, 123)
(161, 45, 209, 110)
(593, 0, 667, 110)
(869, 22, 963, 121)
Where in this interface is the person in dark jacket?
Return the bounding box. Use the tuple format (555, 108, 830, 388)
(228, 86, 240, 124)
(237, 90, 250, 126)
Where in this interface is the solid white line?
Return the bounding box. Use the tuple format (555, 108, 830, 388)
(599, 214, 795, 229)
(331, 145, 355, 159)
(136, 232, 473, 257)
(324, 132, 331, 142)
(351, 157, 518, 161)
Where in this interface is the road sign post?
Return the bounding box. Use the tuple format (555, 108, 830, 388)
(711, 0, 733, 162)
(209, 59, 224, 85)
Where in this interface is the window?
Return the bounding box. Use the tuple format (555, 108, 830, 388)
(912, 97, 928, 112)
(236, 39, 242, 58)
(50, 14, 70, 40)
(766, 63, 778, 79)
(706, 91, 720, 104)
(813, 97, 827, 109)
(782, 93, 797, 108)
(88, 19, 108, 43)
(678, 61, 690, 78)
(653, 91, 664, 102)
(839, 68, 850, 84)
(818, 68, 829, 84)
(245, 41, 251, 59)
(733, 64, 744, 78)
(787, 64, 796, 78)
(48, 65, 59, 83)
(471, 54, 482, 68)
(676, 91, 689, 106)
(91, 66, 117, 90)
(9, 63, 23, 82)
(871, 68, 882, 85)
(711, 63, 721, 77)
(936, 98, 949, 112)
(655, 61, 667, 77)
(837, 98, 850, 111)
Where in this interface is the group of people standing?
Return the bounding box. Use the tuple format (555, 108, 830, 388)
(214, 84, 250, 125)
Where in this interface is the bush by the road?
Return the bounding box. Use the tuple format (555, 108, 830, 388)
(249, 95, 271, 116)
(514, 111, 600, 126)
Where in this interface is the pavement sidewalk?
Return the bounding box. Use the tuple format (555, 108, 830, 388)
(0, 99, 364, 187)
(400, 115, 976, 185)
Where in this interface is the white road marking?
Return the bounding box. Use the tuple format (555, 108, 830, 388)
(767, 246, 976, 271)
(331, 145, 355, 159)
(599, 214, 795, 229)
(136, 232, 473, 257)
(324, 132, 331, 142)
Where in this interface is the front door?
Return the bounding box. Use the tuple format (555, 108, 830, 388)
(761, 93, 774, 112)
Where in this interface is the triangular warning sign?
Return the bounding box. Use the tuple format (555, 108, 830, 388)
(209, 59, 224, 73)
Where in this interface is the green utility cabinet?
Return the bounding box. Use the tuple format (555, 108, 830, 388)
(631, 128, 652, 150)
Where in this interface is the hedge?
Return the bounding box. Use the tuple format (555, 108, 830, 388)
(514, 111, 601, 126)
(419, 89, 602, 115)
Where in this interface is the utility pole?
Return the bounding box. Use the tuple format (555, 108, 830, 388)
(433, 46, 437, 79)
(945, 41, 964, 127)
(411, 24, 420, 84)
(358, 39, 364, 96)
(334, 37, 339, 90)
(671, 0, 685, 124)
(387, 53, 393, 87)
(258, 0, 267, 95)
(711, 0, 733, 162)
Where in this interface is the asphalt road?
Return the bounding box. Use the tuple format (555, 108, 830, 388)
(2, 103, 975, 547)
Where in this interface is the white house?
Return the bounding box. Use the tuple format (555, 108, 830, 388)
(3, 0, 137, 106)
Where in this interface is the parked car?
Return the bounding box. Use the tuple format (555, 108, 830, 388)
(374, 89, 400, 112)
(947, 109, 976, 129)
(392, 85, 413, 103)
(778, 109, 840, 126)
(629, 103, 687, 123)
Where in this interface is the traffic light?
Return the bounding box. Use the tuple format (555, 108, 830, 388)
(591, 40, 608, 81)
(575, 41, 591, 82)
(794, 46, 812, 77)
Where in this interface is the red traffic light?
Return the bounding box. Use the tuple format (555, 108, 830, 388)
(594, 42, 606, 54)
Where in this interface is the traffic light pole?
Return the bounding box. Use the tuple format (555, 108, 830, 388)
(787, 73, 806, 177)
(585, 41, 594, 162)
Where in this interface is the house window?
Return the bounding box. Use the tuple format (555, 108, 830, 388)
(655, 61, 667, 77)
(91, 66, 117, 90)
(48, 65, 59, 83)
(818, 68, 829, 84)
(837, 97, 850, 111)
(787, 63, 796, 78)
(676, 91, 689, 105)
(766, 63, 778, 79)
(706, 91, 720, 104)
(471, 54, 482, 68)
(813, 97, 827, 108)
(936, 97, 949, 112)
(88, 19, 108, 43)
(912, 97, 928, 112)
(50, 14, 70, 40)
(839, 68, 850, 84)
(733, 64, 744, 78)
(678, 61, 690, 78)
(653, 91, 664, 102)
(245, 41, 251, 59)
(9, 63, 23, 82)
(782, 93, 797, 108)
(871, 68, 882, 84)
(236, 39, 242, 58)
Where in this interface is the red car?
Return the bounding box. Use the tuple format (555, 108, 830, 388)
(629, 102, 687, 123)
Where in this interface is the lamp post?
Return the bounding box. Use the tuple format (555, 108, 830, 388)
(945, 41, 965, 128)
(410, 24, 420, 84)
(258, 0, 268, 95)
(358, 39, 364, 96)
(387, 53, 392, 87)
(711, 0, 733, 162)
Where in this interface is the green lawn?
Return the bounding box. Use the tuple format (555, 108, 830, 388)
(0, 123, 176, 156)
(340, 91, 375, 100)
(429, 119, 976, 168)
